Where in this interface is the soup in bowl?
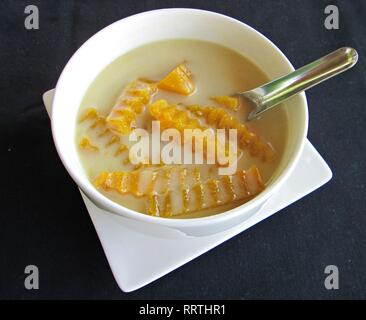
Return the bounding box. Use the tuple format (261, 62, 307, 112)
(51, 9, 308, 236)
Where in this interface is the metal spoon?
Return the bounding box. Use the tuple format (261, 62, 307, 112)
(238, 47, 358, 121)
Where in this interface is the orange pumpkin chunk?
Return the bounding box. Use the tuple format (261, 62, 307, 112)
(158, 63, 195, 95)
(211, 96, 239, 111)
(187, 105, 274, 161)
(149, 100, 235, 164)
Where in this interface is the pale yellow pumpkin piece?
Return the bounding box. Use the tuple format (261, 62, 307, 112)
(79, 137, 99, 152)
(79, 108, 98, 122)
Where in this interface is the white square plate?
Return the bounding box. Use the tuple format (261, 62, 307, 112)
(43, 89, 332, 292)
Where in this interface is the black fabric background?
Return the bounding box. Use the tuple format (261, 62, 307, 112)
(0, 0, 365, 299)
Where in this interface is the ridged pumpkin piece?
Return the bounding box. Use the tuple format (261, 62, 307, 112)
(94, 165, 265, 217)
(187, 105, 274, 161)
(107, 79, 157, 135)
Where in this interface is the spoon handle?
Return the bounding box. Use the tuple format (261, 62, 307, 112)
(245, 47, 358, 120)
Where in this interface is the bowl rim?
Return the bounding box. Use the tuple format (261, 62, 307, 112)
(51, 8, 309, 228)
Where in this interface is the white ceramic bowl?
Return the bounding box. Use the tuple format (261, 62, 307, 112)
(51, 8, 308, 236)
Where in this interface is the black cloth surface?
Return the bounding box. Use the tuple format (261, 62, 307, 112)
(0, 0, 365, 299)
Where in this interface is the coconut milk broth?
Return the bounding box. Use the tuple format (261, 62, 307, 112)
(76, 39, 288, 218)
